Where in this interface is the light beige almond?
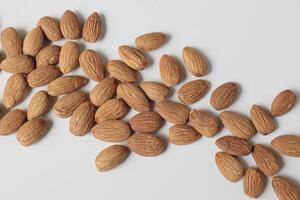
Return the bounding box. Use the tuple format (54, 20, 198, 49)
(37, 16, 62, 41)
(272, 176, 300, 200)
(36, 45, 61, 68)
(0, 109, 27, 136)
(159, 54, 181, 87)
(169, 124, 200, 145)
(271, 135, 300, 157)
(59, 41, 80, 74)
(0, 27, 22, 57)
(23, 27, 44, 57)
(0, 54, 34, 74)
(271, 89, 296, 117)
(250, 105, 276, 135)
(27, 65, 62, 87)
(60, 10, 81, 39)
(27, 91, 50, 120)
(90, 77, 117, 106)
(215, 136, 252, 156)
(107, 60, 138, 82)
(118, 45, 149, 70)
(182, 46, 208, 77)
(82, 12, 102, 43)
(139, 81, 170, 102)
(129, 112, 163, 133)
(243, 168, 266, 198)
(135, 32, 167, 51)
(210, 82, 239, 110)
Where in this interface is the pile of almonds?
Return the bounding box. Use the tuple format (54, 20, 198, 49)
(0, 10, 299, 200)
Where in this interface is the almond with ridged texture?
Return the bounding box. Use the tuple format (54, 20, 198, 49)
(79, 49, 105, 82)
(17, 119, 48, 146)
(60, 10, 81, 39)
(271, 135, 300, 157)
(59, 41, 80, 74)
(169, 124, 200, 145)
(128, 133, 165, 157)
(0, 109, 27, 136)
(159, 54, 181, 87)
(69, 101, 96, 136)
(177, 79, 210, 105)
(117, 82, 150, 112)
(27, 91, 50, 120)
(118, 45, 149, 70)
(0, 27, 22, 57)
(36, 45, 61, 68)
(250, 105, 276, 135)
(0, 54, 34, 74)
(220, 111, 256, 139)
(215, 152, 244, 182)
(23, 27, 44, 57)
(107, 60, 138, 82)
(182, 46, 208, 77)
(27, 65, 62, 87)
(154, 100, 189, 124)
(37, 16, 62, 41)
(96, 145, 129, 172)
(82, 12, 102, 43)
(90, 77, 117, 106)
(243, 168, 266, 198)
(210, 82, 239, 110)
(91, 120, 131, 142)
(48, 75, 88, 96)
(215, 136, 252, 156)
(271, 89, 296, 117)
(95, 98, 129, 123)
(272, 176, 300, 200)
(139, 81, 170, 102)
(135, 32, 167, 51)
(129, 112, 163, 133)
(54, 91, 88, 118)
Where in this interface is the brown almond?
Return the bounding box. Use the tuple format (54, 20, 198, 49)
(159, 54, 181, 87)
(0, 27, 22, 57)
(182, 46, 208, 77)
(27, 91, 50, 120)
(23, 27, 44, 57)
(139, 81, 170, 102)
(215, 136, 252, 156)
(169, 124, 200, 145)
(210, 82, 239, 110)
(250, 105, 276, 135)
(90, 77, 117, 106)
(272, 176, 300, 200)
(135, 32, 167, 51)
(0, 54, 34, 74)
(271, 135, 300, 157)
(243, 168, 266, 198)
(59, 41, 80, 74)
(118, 45, 149, 70)
(36, 45, 61, 68)
(129, 112, 163, 133)
(82, 12, 102, 43)
(60, 10, 81, 39)
(37, 16, 62, 41)
(107, 60, 138, 82)
(271, 89, 296, 117)
(0, 109, 27, 136)
(27, 65, 62, 87)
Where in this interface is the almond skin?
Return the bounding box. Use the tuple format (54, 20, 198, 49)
(135, 32, 167, 51)
(159, 54, 181, 87)
(250, 105, 276, 135)
(0, 54, 34, 74)
(271, 135, 300, 157)
(91, 120, 131, 142)
(127, 133, 165, 157)
(90, 77, 117, 106)
(129, 112, 163, 133)
(210, 82, 239, 110)
(82, 12, 102, 43)
(117, 82, 150, 112)
(27, 65, 62, 88)
(107, 60, 138, 82)
(36, 45, 61, 68)
(271, 89, 296, 117)
(182, 46, 208, 77)
(169, 124, 200, 145)
(220, 111, 256, 139)
(154, 100, 190, 124)
(27, 91, 50, 120)
(95, 145, 129, 172)
(79, 49, 106, 82)
(215, 136, 252, 156)
(118, 45, 149, 70)
(189, 109, 220, 137)
(37, 16, 62, 41)
(0, 109, 27, 136)
(177, 79, 210, 105)
(215, 152, 244, 182)
(139, 81, 170, 102)
(0, 27, 22, 57)
(60, 10, 81, 39)
(23, 27, 44, 57)
(59, 41, 80, 74)
(95, 98, 129, 123)
(272, 176, 300, 200)
(243, 168, 266, 198)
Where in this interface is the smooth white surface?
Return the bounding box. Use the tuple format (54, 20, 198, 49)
(0, 0, 300, 199)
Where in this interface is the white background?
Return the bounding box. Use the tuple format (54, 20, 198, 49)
(0, 0, 300, 199)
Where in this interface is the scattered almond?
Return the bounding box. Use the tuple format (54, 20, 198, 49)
(129, 111, 163, 133)
(271, 89, 296, 117)
(135, 32, 167, 51)
(90, 77, 117, 106)
(215, 136, 252, 156)
(107, 60, 138, 82)
(59, 41, 80, 74)
(169, 124, 200, 145)
(60, 10, 81, 39)
(210, 82, 239, 110)
(182, 46, 208, 77)
(0, 54, 34, 74)
(82, 12, 102, 43)
(0, 27, 22, 57)
(272, 176, 300, 200)
(118, 45, 149, 70)
(36, 45, 61, 68)
(250, 105, 276, 135)
(0, 109, 27, 136)
(159, 54, 181, 87)
(271, 135, 300, 157)
(243, 168, 266, 198)
(27, 91, 50, 120)
(37, 16, 62, 41)
(139, 81, 170, 102)
(27, 65, 62, 88)
(23, 27, 44, 57)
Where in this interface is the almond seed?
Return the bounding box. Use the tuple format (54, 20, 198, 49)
(23, 27, 44, 57)
(27, 91, 50, 120)
(118, 45, 149, 70)
(215, 136, 252, 156)
(27, 65, 62, 88)
(169, 124, 200, 145)
(250, 105, 276, 135)
(60, 10, 81, 39)
(210, 82, 239, 110)
(36, 45, 61, 68)
(59, 41, 80, 74)
(107, 60, 138, 82)
(37, 16, 62, 41)
(271, 89, 296, 117)
(0, 109, 27, 136)
(0, 27, 22, 57)
(271, 135, 300, 157)
(159, 54, 181, 87)
(0, 54, 34, 74)
(135, 32, 167, 51)
(129, 111, 163, 133)
(272, 176, 300, 200)
(90, 77, 117, 106)
(82, 12, 102, 43)
(243, 168, 266, 198)
(182, 46, 208, 77)
(139, 81, 170, 102)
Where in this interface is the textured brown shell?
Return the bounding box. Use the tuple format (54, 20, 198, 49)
(272, 176, 300, 200)
(159, 54, 181, 87)
(60, 10, 81, 39)
(90, 77, 117, 106)
(27, 65, 62, 87)
(250, 105, 276, 135)
(210, 82, 239, 110)
(36, 45, 61, 68)
(0, 109, 27, 136)
(215, 136, 252, 156)
(37, 16, 62, 41)
(139, 81, 170, 102)
(182, 46, 208, 77)
(169, 124, 200, 145)
(154, 101, 189, 124)
(271, 135, 300, 157)
(271, 90, 296, 117)
(107, 60, 138, 82)
(243, 168, 266, 198)
(59, 41, 80, 74)
(23, 27, 44, 57)
(135, 32, 167, 51)
(129, 112, 163, 133)
(82, 12, 102, 43)
(118, 45, 149, 70)
(0, 27, 22, 57)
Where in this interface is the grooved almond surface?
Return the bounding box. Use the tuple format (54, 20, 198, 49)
(0, 27, 22, 57)
(169, 124, 200, 145)
(82, 12, 102, 43)
(107, 60, 138, 82)
(139, 81, 170, 102)
(27, 65, 62, 87)
(0, 109, 27, 136)
(118, 45, 149, 70)
(37, 16, 62, 41)
(243, 168, 266, 198)
(27, 91, 50, 120)
(271, 135, 300, 157)
(36, 45, 61, 68)
(250, 105, 276, 135)
(135, 32, 167, 51)
(182, 46, 208, 77)
(129, 111, 163, 133)
(272, 176, 300, 200)
(159, 54, 181, 87)
(271, 90, 296, 117)
(90, 77, 117, 106)
(60, 10, 81, 39)
(0, 54, 34, 74)
(59, 41, 80, 74)
(210, 82, 239, 110)
(23, 27, 44, 57)
(215, 136, 252, 156)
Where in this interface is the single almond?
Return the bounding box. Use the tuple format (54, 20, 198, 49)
(182, 46, 208, 77)
(272, 176, 300, 200)
(37, 16, 62, 41)
(0, 27, 22, 57)
(250, 105, 276, 135)
(271, 135, 300, 157)
(107, 60, 138, 82)
(139, 81, 170, 102)
(271, 89, 296, 117)
(215, 136, 252, 156)
(243, 168, 266, 198)
(169, 124, 200, 145)
(82, 12, 102, 43)
(210, 82, 239, 110)
(27, 91, 50, 120)
(118, 45, 149, 70)
(36, 45, 61, 68)
(129, 111, 163, 133)
(159, 54, 181, 87)
(0, 109, 27, 136)
(0, 54, 34, 74)
(23, 27, 44, 57)
(135, 32, 167, 51)
(59, 41, 80, 74)
(27, 65, 62, 88)
(90, 77, 117, 106)
(60, 10, 81, 39)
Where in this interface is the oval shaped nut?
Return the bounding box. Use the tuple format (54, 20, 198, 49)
(271, 135, 300, 157)
(139, 81, 170, 102)
(82, 12, 102, 43)
(54, 91, 88, 118)
(252, 144, 280, 176)
(60, 10, 81, 39)
(0, 27, 22, 57)
(127, 133, 165, 157)
(159, 54, 181, 87)
(177, 79, 210, 105)
(0, 54, 34, 74)
(220, 111, 256, 139)
(189, 109, 220, 137)
(27, 65, 62, 87)
(129, 111, 163, 133)
(27, 91, 50, 120)
(117, 82, 150, 112)
(107, 60, 138, 82)
(23, 27, 44, 57)
(210, 82, 239, 111)
(118, 45, 149, 70)
(215, 136, 252, 156)
(95, 98, 129, 123)
(250, 105, 276, 135)
(0, 109, 27, 136)
(48, 75, 88, 96)
(79, 49, 105, 82)
(135, 32, 167, 51)
(215, 152, 244, 183)
(59, 41, 80, 74)
(90, 77, 117, 107)
(271, 89, 296, 117)
(243, 168, 266, 198)
(272, 176, 300, 200)
(95, 145, 129, 172)
(3, 74, 29, 109)
(36, 45, 61, 68)
(169, 124, 200, 145)
(91, 120, 131, 142)
(182, 46, 208, 77)
(17, 119, 49, 146)
(69, 101, 96, 136)
(37, 16, 62, 41)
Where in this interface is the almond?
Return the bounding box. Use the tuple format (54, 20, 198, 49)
(27, 65, 62, 88)
(0, 109, 27, 136)
(272, 176, 300, 200)
(0, 27, 22, 57)
(169, 124, 200, 145)
(182, 46, 208, 77)
(90, 77, 117, 106)
(210, 82, 239, 110)
(215, 136, 252, 156)
(82, 12, 102, 43)
(91, 120, 131, 142)
(154, 100, 189, 124)
(271, 89, 296, 117)
(135, 32, 167, 51)
(271, 135, 300, 157)
(27, 91, 50, 120)
(220, 111, 256, 139)
(0, 54, 34, 74)
(118, 45, 149, 70)
(129, 111, 163, 133)
(23, 27, 44, 57)
(36, 45, 61, 68)
(107, 60, 138, 82)
(215, 152, 244, 182)
(139, 81, 170, 102)
(59, 41, 80, 74)
(243, 168, 266, 198)
(177, 79, 210, 105)
(37, 16, 62, 41)
(117, 82, 150, 112)
(250, 105, 276, 135)
(159, 54, 181, 87)
(127, 133, 165, 157)
(95, 145, 129, 172)
(60, 10, 81, 39)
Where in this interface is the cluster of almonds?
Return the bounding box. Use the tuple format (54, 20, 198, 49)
(0, 9, 299, 200)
